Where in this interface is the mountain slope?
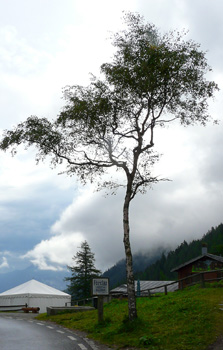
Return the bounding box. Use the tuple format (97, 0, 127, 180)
(136, 223, 223, 281)
(104, 223, 223, 288)
(103, 249, 163, 288)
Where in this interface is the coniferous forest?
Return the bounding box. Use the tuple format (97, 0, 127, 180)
(103, 224, 223, 288)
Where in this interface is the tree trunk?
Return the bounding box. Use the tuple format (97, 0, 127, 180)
(123, 189, 137, 320)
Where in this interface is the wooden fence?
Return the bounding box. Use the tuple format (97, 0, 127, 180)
(58, 269, 223, 306)
(141, 268, 223, 297)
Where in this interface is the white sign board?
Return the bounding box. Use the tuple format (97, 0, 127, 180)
(92, 278, 109, 296)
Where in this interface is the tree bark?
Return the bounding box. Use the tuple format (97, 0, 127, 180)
(123, 188, 137, 320)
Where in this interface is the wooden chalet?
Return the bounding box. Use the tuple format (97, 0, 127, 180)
(171, 244, 223, 288)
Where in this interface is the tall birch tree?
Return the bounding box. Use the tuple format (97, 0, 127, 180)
(0, 13, 218, 320)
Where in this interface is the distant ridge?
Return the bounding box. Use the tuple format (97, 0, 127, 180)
(0, 265, 69, 293)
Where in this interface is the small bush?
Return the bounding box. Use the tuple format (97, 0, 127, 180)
(206, 280, 223, 288)
(139, 334, 160, 347)
(118, 314, 143, 333)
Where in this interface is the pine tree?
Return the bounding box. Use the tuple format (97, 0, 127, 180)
(65, 241, 101, 300)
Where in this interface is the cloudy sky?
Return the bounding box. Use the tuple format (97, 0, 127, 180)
(0, 0, 223, 274)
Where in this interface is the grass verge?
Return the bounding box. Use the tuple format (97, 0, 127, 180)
(37, 286, 223, 350)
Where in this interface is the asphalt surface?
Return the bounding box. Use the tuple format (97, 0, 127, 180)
(0, 312, 109, 350)
(1, 312, 220, 350)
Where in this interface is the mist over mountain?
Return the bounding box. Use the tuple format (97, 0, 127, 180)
(103, 248, 164, 288)
(135, 223, 223, 281)
(104, 223, 223, 288)
(0, 223, 222, 293)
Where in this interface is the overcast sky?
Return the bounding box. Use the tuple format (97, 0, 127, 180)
(0, 0, 223, 274)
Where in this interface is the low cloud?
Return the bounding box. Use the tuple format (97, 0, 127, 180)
(21, 121, 223, 273)
(22, 188, 124, 271)
(0, 257, 9, 269)
(22, 232, 84, 271)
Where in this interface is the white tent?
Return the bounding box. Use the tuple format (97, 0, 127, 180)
(0, 279, 71, 313)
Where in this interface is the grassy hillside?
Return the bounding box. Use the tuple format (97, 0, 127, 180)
(38, 285, 223, 350)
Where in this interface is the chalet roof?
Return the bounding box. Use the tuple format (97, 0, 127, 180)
(110, 280, 178, 295)
(171, 253, 223, 272)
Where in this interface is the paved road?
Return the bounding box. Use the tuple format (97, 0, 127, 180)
(0, 313, 101, 350)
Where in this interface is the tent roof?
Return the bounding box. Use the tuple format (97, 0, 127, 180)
(0, 279, 70, 297)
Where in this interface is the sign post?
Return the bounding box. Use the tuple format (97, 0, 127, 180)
(92, 278, 109, 324)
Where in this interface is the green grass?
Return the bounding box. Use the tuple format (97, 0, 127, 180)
(37, 286, 223, 350)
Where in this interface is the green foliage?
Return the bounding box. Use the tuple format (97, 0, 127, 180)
(211, 244, 223, 256)
(0, 13, 218, 191)
(206, 280, 223, 288)
(139, 334, 160, 347)
(65, 240, 101, 300)
(37, 288, 223, 350)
